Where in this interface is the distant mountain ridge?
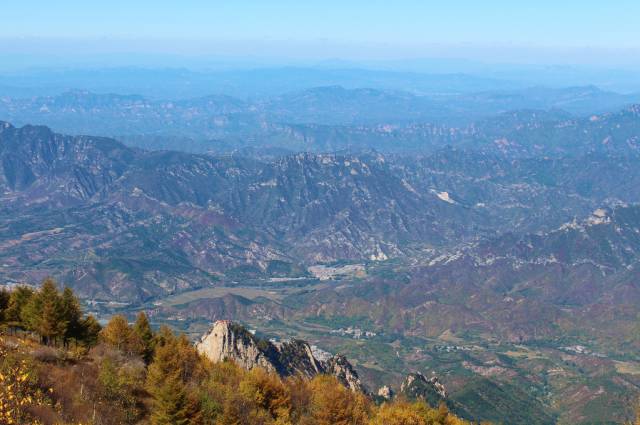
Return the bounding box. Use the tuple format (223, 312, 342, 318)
(2, 85, 640, 154)
(0, 121, 473, 300)
(3, 113, 640, 301)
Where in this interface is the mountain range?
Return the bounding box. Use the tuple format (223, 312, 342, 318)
(2, 85, 639, 154)
(2, 98, 640, 422)
(3, 107, 640, 301)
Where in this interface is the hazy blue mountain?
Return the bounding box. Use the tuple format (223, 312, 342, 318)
(2, 85, 639, 155)
(0, 66, 524, 99)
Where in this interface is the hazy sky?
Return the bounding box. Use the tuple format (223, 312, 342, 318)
(1, 1, 639, 66)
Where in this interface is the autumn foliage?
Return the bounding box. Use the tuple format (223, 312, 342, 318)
(1, 281, 474, 425)
(0, 345, 49, 425)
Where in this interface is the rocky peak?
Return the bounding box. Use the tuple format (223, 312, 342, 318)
(195, 320, 278, 373)
(400, 372, 448, 407)
(377, 385, 394, 400)
(196, 320, 366, 392)
(272, 338, 324, 379)
(323, 354, 366, 393)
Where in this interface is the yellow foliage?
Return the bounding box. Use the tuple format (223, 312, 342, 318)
(3, 328, 479, 425)
(239, 367, 292, 420)
(0, 343, 47, 425)
(370, 401, 433, 425)
(308, 374, 370, 425)
(370, 400, 471, 425)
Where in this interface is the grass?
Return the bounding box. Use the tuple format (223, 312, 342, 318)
(158, 285, 301, 306)
(503, 346, 548, 361)
(438, 329, 466, 344)
(614, 360, 640, 375)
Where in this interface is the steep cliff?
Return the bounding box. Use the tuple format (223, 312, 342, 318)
(400, 372, 448, 407)
(196, 320, 366, 392)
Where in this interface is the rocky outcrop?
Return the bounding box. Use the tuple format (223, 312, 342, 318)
(196, 320, 366, 392)
(377, 385, 394, 400)
(324, 354, 366, 393)
(400, 372, 447, 407)
(195, 320, 279, 374)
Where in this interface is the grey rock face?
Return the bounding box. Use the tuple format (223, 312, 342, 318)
(377, 385, 394, 400)
(324, 354, 367, 393)
(400, 372, 448, 407)
(195, 320, 278, 374)
(196, 320, 366, 392)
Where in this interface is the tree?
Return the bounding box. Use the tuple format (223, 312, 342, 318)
(61, 286, 83, 346)
(369, 399, 472, 425)
(38, 297, 67, 346)
(22, 279, 67, 345)
(133, 311, 155, 363)
(307, 375, 369, 425)
(100, 314, 142, 355)
(0, 288, 9, 325)
(4, 286, 34, 331)
(149, 374, 192, 425)
(81, 314, 102, 347)
(97, 357, 145, 423)
(148, 327, 204, 385)
(101, 314, 130, 351)
(239, 367, 291, 421)
(147, 327, 204, 424)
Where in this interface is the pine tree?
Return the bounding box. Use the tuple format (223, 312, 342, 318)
(35, 279, 67, 345)
(61, 286, 83, 346)
(147, 328, 180, 390)
(308, 375, 369, 425)
(81, 314, 102, 347)
(133, 311, 155, 363)
(100, 314, 133, 352)
(147, 327, 203, 424)
(149, 374, 192, 425)
(20, 279, 67, 344)
(147, 326, 201, 381)
(4, 286, 34, 332)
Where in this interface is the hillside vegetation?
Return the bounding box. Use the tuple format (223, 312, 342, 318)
(0, 280, 472, 425)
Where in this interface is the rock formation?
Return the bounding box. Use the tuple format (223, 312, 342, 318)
(377, 385, 394, 400)
(323, 354, 365, 392)
(400, 372, 448, 407)
(195, 320, 281, 374)
(196, 320, 366, 392)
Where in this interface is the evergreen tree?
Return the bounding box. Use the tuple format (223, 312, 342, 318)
(148, 326, 201, 380)
(308, 375, 369, 425)
(133, 311, 155, 363)
(38, 299, 65, 345)
(147, 328, 181, 390)
(101, 314, 133, 352)
(5, 286, 34, 330)
(19, 288, 43, 332)
(147, 326, 203, 424)
(21, 279, 67, 344)
(101, 314, 144, 355)
(35, 279, 67, 345)
(0, 287, 9, 324)
(81, 314, 102, 347)
(61, 286, 83, 346)
(149, 374, 192, 425)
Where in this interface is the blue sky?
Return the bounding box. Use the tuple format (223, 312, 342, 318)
(1, 1, 639, 65)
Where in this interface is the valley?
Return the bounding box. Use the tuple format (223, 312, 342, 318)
(2, 98, 640, 423)
(4, 3, 640, 424)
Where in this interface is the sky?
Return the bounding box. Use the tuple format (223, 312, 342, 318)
(1, 1, 639, 67)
